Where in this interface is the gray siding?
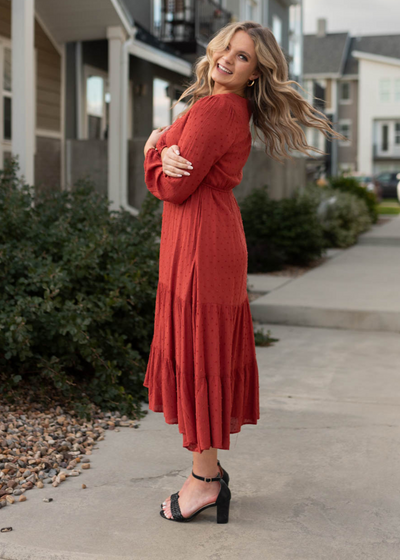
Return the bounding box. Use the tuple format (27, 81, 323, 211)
(35, 137, 62, 193)
(65, 139, 108, 196)
(337, 79, 358, 170)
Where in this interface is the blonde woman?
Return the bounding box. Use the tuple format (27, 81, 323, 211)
(143, 21, 345, 524)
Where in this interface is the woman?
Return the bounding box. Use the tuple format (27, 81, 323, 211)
(143, 21, 345, 524)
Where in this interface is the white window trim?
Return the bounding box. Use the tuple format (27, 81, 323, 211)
(338, 119, 352, 147)
(339, 81, 351, 105)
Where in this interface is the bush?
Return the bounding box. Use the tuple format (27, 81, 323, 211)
(0, 157, 162, 419)
(240, 185, 325, 272)
(305, 183, 372, 247)
(328, 176, 378, 224)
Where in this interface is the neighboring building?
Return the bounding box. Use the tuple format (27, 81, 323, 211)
(303, 18, 400, 178)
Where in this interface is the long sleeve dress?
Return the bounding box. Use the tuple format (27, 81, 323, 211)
(143, 92, 260, 454)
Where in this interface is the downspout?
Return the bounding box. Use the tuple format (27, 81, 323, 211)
(120, 25, 140, 216)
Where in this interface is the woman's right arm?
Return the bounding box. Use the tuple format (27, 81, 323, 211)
(143, 96, 236, 205)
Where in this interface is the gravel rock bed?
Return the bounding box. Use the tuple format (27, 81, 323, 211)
(0, 400, 140, 511)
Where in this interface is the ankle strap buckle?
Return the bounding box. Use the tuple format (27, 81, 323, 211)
(191, 470, 221, 483)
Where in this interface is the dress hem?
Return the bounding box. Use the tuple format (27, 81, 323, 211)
(143, 400, 260, 453)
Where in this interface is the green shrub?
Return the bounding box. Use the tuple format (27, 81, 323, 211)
(0, 157, 162, 419)
(240, 185, 325, 272)
(305, 183, 372, 247)
(328, 176, 378, 223)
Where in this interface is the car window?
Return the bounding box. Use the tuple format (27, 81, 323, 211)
(378, 172, 392, 182)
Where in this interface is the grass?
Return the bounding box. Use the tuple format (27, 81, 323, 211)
(377, 206, 400, 215)
(376, 198, 400, 215)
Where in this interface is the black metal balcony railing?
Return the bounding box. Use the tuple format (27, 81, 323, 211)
(153, 0, 232, 53)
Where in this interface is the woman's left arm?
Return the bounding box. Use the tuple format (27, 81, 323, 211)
(144, 96, 236, 205)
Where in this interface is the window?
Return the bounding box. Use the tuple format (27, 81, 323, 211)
(395, 79, 400, 102)
(312, 127, 319, 149)
(0, 40, 13, 167)
(381, 124, 389, 151)
(153, 0, 162, 36)
(84, 68, 109, 140)
(172, 88, 188, 120)
(340, 82, 350, 102)
(395, 123, 400, 145)
(379, 79, 391, 102)
(339, 121, 351, 145)
(272, 15, 282, 46)
(245, 0, 257, 21)
(3, 45, 11, 141)
(153, 78, 171, 129)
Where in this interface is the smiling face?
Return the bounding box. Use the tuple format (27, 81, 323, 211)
(211, 30, 260, 97)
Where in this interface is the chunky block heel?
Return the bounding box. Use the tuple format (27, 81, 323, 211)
(217, 500, 230, 524)
(160, 469, 231, 523)
(216, 477, 231, 523)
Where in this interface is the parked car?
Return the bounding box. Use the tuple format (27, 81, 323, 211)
(373, 171, 400, 200)
(397, 173, 400, 203)
(344, 172, 381, 200)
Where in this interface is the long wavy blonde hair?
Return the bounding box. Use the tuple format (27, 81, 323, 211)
(171, 21, 347, 163)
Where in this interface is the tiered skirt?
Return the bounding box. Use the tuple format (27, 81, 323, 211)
(143, 278, 260, 453)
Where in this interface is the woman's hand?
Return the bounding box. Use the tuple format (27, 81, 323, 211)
(160, 145, 193, 178)
(145, 125, 170, 153)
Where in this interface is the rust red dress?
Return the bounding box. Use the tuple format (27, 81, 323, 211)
(143, 92, 260, 453)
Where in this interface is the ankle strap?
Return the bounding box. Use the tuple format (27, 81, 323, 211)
(191, 470, 221, 483)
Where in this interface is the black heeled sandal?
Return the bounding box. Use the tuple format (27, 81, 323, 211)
(160, 470, 231, 523)
(160, 460, 229, 509)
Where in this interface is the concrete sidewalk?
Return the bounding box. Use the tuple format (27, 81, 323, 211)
(1, 323, 400, 560)
(250, 216, 400, 332)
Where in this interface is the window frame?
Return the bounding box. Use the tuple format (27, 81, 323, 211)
(272, 14, 283, 46)
(379, 78, 391, 103)
(395, 122, 400, 145)
(339, 81, 351, 104)
(83, 64, 110, 141)
(338, 119, 352, 147)
(0, 37, 12, 166)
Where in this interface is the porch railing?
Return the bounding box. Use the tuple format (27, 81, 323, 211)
(153, 0, 232, 52)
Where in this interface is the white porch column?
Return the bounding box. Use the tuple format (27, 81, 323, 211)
(11, 0, 35, 185)
(107, 26, 127, 211)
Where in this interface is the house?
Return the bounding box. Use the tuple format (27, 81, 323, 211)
(3, 0, 305, 215)
(2, 0, 196, 214)
(303, 18, 400, 178)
